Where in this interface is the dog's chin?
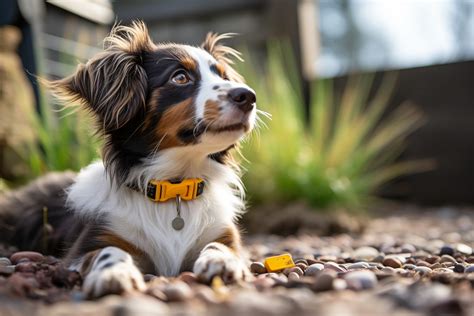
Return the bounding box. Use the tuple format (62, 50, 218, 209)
(208, 122, 249, 134)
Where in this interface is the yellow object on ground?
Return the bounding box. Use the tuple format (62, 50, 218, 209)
(264, 253, 295, 272)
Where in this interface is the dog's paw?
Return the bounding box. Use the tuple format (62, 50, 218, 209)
(193, 243, 250, 284)
(82, 247, 146, 298)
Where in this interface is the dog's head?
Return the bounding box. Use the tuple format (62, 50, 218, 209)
(49, 21, 256, 181)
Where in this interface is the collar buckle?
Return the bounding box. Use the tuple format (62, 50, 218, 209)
(146, 178, 204, 202)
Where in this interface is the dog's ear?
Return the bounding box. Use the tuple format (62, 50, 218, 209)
(48, 21, 155, 130)
(201, 33, 244, 83)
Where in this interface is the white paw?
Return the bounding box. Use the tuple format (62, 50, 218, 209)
(82, 247, 146, 298)
(193, 243, 249, 284)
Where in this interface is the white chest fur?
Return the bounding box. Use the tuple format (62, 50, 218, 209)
(67, 151, 244, 276)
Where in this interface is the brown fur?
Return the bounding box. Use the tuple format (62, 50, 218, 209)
(214, 225, 242, 253)
(154, 98, 195, 149)
(203, 100, 221, 121)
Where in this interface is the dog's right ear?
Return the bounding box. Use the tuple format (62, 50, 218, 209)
(47, 21, 155, 130)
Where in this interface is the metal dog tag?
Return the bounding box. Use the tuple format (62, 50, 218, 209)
(172, 195, 184, 231)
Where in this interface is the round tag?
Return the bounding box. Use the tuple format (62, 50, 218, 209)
(172, 217, 185, 230)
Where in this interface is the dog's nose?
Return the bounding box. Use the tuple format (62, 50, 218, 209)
(228, 88, 256, 113)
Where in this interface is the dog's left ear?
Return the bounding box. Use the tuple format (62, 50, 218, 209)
(201, 33, 244, 83)
(48, 21, 155, 130)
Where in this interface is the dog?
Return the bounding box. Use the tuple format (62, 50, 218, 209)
(0, 21, 259, 298)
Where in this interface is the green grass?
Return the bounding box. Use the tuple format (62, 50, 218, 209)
(21, 95, 100, 177)
(239, 45, 432, 210)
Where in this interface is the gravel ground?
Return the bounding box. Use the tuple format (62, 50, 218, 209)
(0, 205, 473, 316)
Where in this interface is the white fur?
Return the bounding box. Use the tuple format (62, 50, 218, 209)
(67, 145, 245, 276)
(83, 247, 145, 298)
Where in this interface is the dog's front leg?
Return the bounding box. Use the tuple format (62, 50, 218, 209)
(76, 246, 146, 298)
(193, 226, 251, 284)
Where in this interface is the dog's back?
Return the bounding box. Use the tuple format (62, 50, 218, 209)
(0, 172, 83, 257)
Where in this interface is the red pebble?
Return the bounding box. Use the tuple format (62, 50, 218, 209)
(10, 252, 44, 264)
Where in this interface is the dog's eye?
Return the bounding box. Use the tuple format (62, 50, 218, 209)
(171, 70, 191, 85)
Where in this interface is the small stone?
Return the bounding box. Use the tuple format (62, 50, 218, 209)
(381, 267, 395, 273)
(178, 272, 197, 284)
(288, 272, 300, 281)
(324, 262, 346, 273)
(162, 281, 193, 302)
(10, 251, 44, 264)
(14, 262, 37, 273)
(430, 263, 443, 269)
(305, 263, 324, 276)
(440, 255, 457, 264)
(403, 264, 416, 270)
(372, 255, 385, 263)
(465, 265, 474, 273)
(0, 265, 15, 276)
(456, 243, 472, 255)
(344, 270, 377, 290)
(289, 266, 304, 276)
(253, 277, 275, 291)
(347, 262, 370, 270)
(416, 260, 431, 267)
(0, 257, 11, 266)
(466, 257, 474, 264)
(453, 264, 465, 273)
(425, 256, 440, 264)
(250, 262, 267, 274)
(401, 244, 416, 253)
(383, 257, 402, 268)
(414, 266, 432, 275)
(312, 270, 336, 292)
(294, 259, 308, 265)
(296, 263, 307, 271)
(353, 247, 379, 261)
(439, 246, 455, 256)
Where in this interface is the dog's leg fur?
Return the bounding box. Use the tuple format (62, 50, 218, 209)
(193, 225, 250, 283)
(67, 226, 151, 298)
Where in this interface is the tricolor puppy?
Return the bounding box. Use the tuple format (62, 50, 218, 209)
(0, 21, 258, 297)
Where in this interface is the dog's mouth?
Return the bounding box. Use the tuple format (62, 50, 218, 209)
(208, 122, 248, 133)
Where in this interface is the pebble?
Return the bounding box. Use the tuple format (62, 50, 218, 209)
(456, 243, 472, 255)
(344, 270, 378, 290)
(383, 257, 402, 268)
(162, 281, 193, 302)
(372, 255, 385, 263)
(288, 272, 300, 281)
(453, 264, 465, 273)
(414, 266, 432, 275)
(304, 263, 324, 276)
(439, 246, 455, 256)
(15, 262, 37, 273)
(353, 246, 379, 261)
(401, 244, 417, 253)
(312, 270, 336, 292)
(10, 251, 44, 264)
(250, 262, 267, 274)
(425, 256, 440, 264)
(324, 262, 346, 273)
(289, 266, 304, 276)
(403, 264, 416, 270)
(465, 265, 474, 273)
(347, 262, 370, 270)
(0, 265, 15, 276)
(439, 255, 457, 264)
(416, 260, 431, 267)
(0, 257, 11, 266)
(178, 272, 197, 284)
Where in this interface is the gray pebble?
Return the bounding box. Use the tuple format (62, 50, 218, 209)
(162, 281, 193, 302)
(403, 264, 417, 270)
(347, 262, 370, 270)
(353, 246, 379, 261)
(305, 263, 324, 276)
(0, 257, 11, 266)
(464, 265, 474, 273)
(288, 272, 300, 281)
(0, 265, 15, 276)
(324, 262, 346, 273)
(250, 262, 267, 274)
(312, 270, 336, 292)
(439, 246, 455, 256)
(344, 270, 378, 290)
(401, 244, 417, 253)
(456, 243, 472, 255)
(414, 266, 432, 275)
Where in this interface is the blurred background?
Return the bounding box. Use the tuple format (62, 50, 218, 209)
(1, 0, 473, 232)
